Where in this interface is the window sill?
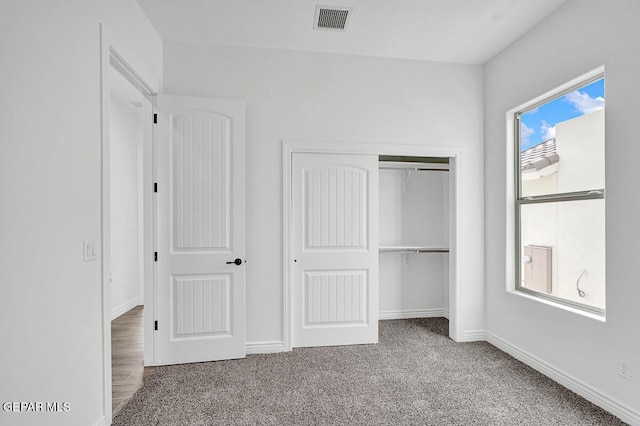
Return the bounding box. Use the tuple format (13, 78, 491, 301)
(506, 288, 606, 323)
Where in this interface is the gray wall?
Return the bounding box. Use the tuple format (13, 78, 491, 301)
(484, 0, 640, 415)
(163, 43, 485, 343)
(0, 1, 162, 425)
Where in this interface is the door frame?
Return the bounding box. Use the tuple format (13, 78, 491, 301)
(100, 24, 157, 424)
(283, 140, 464, 351)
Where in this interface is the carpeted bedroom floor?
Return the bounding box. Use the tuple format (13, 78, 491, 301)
(113, 318, 625, 425)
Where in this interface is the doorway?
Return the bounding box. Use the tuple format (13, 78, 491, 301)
(109, 65, 145, 320)
(108, 62, 153, 415)
(100, 40, 156, 423)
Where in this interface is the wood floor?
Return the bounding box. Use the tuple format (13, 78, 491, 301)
(111, 305, 155, 415)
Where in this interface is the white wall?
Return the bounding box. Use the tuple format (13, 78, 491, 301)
(485, 0, 640, 418)
(379, 169, 449, 315)
(0, 1, 162, 425)
(164, 43, 485, 343)
(110, 95, 143, 318)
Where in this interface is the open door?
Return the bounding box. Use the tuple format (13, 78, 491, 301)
(291, 153, 379, 348)
(155, 94, 245, 365)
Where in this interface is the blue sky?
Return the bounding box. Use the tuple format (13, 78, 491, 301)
(520, 78, 604, 151)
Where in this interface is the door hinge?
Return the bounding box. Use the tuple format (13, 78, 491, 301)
(154, 252, 158, 262)
(153, 113, 158, 124)
(154, 320, 158, 331)
(154, 182, 158, 193)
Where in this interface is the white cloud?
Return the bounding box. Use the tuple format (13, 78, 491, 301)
(541, 120, 555, 141)
(520, 122, 535, 146)
(565, 90, 605, 114)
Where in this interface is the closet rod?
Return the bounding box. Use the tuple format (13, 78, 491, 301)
(379, 166, 449, 172)
(379, 248, 449, 253)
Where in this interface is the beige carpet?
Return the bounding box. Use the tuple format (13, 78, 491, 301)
(114, 318, 625, 425)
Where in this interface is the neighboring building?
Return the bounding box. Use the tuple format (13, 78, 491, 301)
(520, 109, 605, 309)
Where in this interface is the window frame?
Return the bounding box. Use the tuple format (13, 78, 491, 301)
(513, 72, 605, 316)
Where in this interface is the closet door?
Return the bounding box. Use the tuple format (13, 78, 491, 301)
(291, 153, 379, 347)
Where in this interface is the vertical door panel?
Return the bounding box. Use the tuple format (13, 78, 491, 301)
(292, 153, 378, 348)
(171, 275, 230, 337)
(156, 94, 245, 365)
(304, 270, 367, 325)
(173, 113, 229, 251)
(305, 167, 366, 249)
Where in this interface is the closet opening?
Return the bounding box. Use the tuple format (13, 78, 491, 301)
(378, 155, 451, 321)
(283, 140, 463, 351)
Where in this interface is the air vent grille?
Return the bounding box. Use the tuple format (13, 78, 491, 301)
(314, 6, 352, 31)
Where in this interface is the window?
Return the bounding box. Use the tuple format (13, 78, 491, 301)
(515, 74, 605, 315)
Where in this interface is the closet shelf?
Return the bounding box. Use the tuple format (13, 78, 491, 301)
(379, 161, 449, 171)
(379, 246, 449, 254)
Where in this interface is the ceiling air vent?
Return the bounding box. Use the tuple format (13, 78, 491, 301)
(314, 6, 353, 31)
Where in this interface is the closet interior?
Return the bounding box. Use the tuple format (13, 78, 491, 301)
(378, 155, 450, 318)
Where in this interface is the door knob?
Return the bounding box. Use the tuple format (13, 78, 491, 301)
(226, 258, 243, 266)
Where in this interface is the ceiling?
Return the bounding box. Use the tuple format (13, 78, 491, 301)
(136, 0, 569, 65)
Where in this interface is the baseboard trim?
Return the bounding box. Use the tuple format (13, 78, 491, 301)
(92, 415, 107, 426)
(460, 330, 486, 342)
(486, 332, 640, 425)
(246, 341, 285, 355)
(379, 309, 449, 320)
(111, 298, 142, 321)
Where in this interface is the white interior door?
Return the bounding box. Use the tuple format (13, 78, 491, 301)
(155, 94, 245, 365)
(292, 152, 379, 348)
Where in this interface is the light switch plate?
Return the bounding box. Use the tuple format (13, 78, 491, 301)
(84, 240, 97, 262)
